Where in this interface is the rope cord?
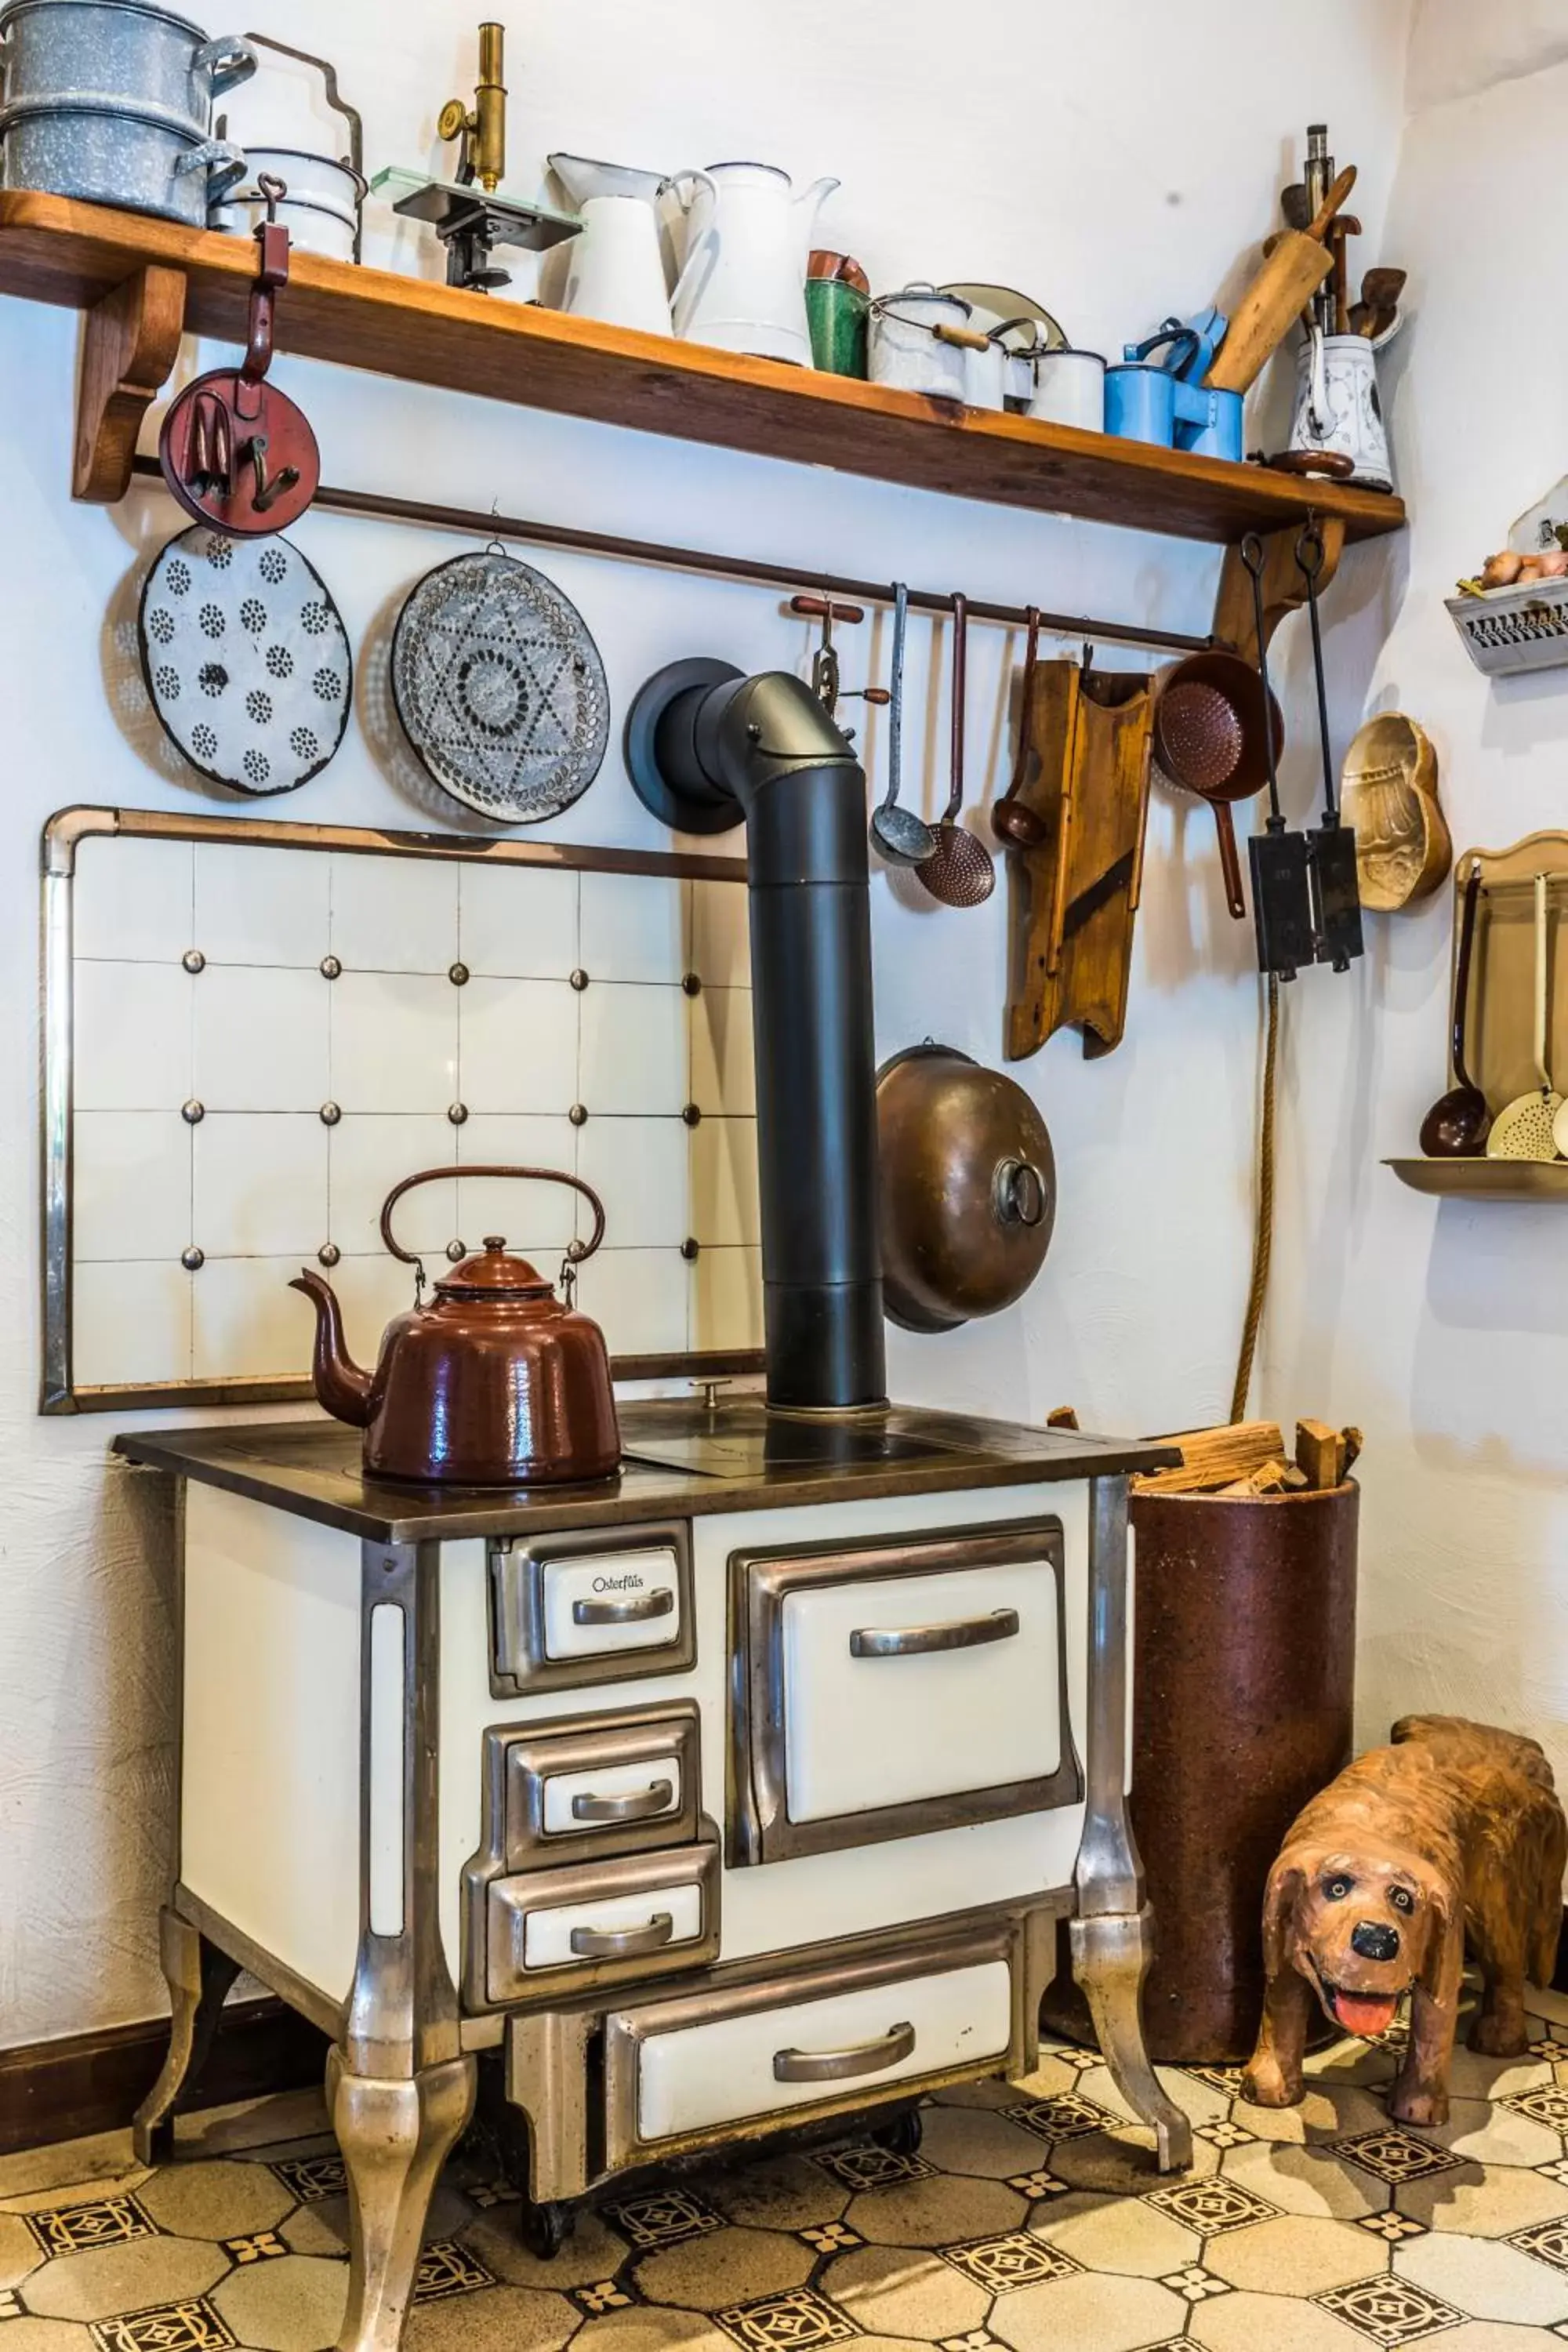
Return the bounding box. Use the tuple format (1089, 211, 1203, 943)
(1230, 971, 1280, 1425)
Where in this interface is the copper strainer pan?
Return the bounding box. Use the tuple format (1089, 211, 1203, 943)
(1153, 652, 1283, 920)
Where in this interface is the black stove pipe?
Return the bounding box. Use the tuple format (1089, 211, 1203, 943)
(625, 662, 886, 1410)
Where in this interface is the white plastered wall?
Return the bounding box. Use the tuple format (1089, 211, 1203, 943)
(0, 0, 1416, 2045)
(1267, 5, 1568, 1779)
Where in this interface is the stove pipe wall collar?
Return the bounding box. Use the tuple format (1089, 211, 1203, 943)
(624, 660, 887, 1413)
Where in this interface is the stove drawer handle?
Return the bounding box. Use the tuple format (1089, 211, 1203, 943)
(570, 1779, 675, 1825)
(568, 1911, 675, 1959)
(572, 1588, 675, 1628)
(849, 1607, 1020, 1658)
(773, 2020, 916, 2084)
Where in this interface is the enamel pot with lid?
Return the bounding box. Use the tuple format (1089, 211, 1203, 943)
(290, 1165, 621, 1486)
(876, 1045, 1055, 1332)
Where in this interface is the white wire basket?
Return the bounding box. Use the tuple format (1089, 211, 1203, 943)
(1446, 578, 1568, 677)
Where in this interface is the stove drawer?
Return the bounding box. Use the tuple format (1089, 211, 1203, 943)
(728, 1520, 1080, 1864)
(484, 1838, 720, 2006)
(603, 1922, 1019, 2161)
(491, 1522, 695, 1695)
(492, 1703, 701, 1868)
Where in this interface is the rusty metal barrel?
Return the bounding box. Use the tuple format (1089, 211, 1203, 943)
(1126, 1481, 1359, 2063)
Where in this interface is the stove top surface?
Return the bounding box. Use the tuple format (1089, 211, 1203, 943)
(114, 1395, 1178, 1545)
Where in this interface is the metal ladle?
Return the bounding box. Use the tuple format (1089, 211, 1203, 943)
(869, 583, 937, 866)
(1420, 858, 1490, 1156)
(915, 593, 997, 908)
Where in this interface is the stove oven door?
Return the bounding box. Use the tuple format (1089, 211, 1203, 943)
(728, 1519, 1080, 1864)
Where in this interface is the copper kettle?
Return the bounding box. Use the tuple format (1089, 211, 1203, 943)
(291, 1165, 621, 1486)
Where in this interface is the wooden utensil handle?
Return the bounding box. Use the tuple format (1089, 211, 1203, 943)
(1212, 803, 1247, 921)
(932, 321, 991, 351)
(789, 594, 864, 625)
(1307, 163, 1357, 244)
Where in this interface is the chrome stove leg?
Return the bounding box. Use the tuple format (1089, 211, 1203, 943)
(1071, 1475, 1192, 2172)
(132, 1905, 241, 2165)
(328, 1540, 474, 2352)
(329, 2048, 475, 2352)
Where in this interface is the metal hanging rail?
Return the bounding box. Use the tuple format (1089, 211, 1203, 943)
(127, 455, 1214, 656)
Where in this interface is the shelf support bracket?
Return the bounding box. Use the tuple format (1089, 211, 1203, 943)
(1213, 515, 1345, 662)
(73, 263, 187, 504)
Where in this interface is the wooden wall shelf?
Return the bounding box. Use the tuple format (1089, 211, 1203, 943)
(0, 192, 1408, 543)
(1386, 1159, 1568, 1201)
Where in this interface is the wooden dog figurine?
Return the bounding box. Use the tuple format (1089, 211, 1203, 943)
(1242, 1715, 1566, 2126)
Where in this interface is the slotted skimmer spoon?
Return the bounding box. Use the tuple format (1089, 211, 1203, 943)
(869, 583, 935, 866)
(916, 592, 996, 907)
(1487, 873, 1562, 1160)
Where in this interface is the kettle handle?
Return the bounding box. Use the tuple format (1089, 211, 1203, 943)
(379, 1165, 608, 1268)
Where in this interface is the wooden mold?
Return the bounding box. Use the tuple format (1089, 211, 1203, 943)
(1004, 660, 1155, 1062)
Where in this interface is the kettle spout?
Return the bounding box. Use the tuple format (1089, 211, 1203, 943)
(290, 1269, 376, 1428)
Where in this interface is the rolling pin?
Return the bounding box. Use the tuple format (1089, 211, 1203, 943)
(1205, 165, 1356, 394)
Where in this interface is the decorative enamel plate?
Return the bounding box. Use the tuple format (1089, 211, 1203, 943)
(390, 548, 610, 823)
(139, 527, 353, 796)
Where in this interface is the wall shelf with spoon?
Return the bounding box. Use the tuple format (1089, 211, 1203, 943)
(1388, 834, 1568, 1201)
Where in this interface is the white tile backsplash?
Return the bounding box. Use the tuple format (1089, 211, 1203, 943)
(74, 836, 193, 964)
(330, 1115, 456, 1257)
(74, 962, 193, 1110)
(64, 837, 728, 1393)
(580, 982, 684, 1115)
(688, 878, 751, 987)
(73, 1259, 192, 1387)
(332, 971, 459, 1112)
(689, 985, 756, 1116)
(194, 965, 330, 1112)
(73, 1112, 191, 1262)
(460, 978, 578, 1113)
(575, 1247, 688, 1359)
(193, 1255, 314, 1379)
(331, 851, 459, 973)
(580, 871, 684, 983)
(193, 1114, 328, 1258)
(457, 1119, 580, 1250)
(691, 1244, 764, 1354)
(330, 1252, 420, 1370)
(576, 1116, 688, 1250)
(194, 841, 330, 967)
(691, 1116, 761, 1245)
(459, 863, 578, 978)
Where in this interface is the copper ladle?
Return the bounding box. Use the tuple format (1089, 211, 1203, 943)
(1420, 858, 1490, 1156)
(991, 607, 1047, 850)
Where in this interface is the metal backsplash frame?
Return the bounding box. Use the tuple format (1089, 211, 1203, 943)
(42, 804, 759, 1414)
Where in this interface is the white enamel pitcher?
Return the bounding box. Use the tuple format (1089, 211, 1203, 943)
(669, 161, 838, 367)
(549, 152, 673, 335)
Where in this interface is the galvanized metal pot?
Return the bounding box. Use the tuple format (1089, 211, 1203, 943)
(0, 0, 254, 224)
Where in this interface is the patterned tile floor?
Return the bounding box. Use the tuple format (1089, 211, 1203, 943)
(9, 1990, 1568, 2352)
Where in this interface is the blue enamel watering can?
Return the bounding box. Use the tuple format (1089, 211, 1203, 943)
(1105, 312, 1242, 459)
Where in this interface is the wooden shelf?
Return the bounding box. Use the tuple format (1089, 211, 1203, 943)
(1386, 1157, 1568, 1201)
(0, 192, 1407, 545)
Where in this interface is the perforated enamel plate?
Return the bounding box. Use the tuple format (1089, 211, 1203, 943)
(390, 550, 610, 825)
(139, 528, 353, 796)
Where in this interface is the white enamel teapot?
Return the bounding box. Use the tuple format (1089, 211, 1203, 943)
(669, 161, 838, 367)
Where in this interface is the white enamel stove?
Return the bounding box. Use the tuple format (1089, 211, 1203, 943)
(118, 1397, 1189, 2352)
